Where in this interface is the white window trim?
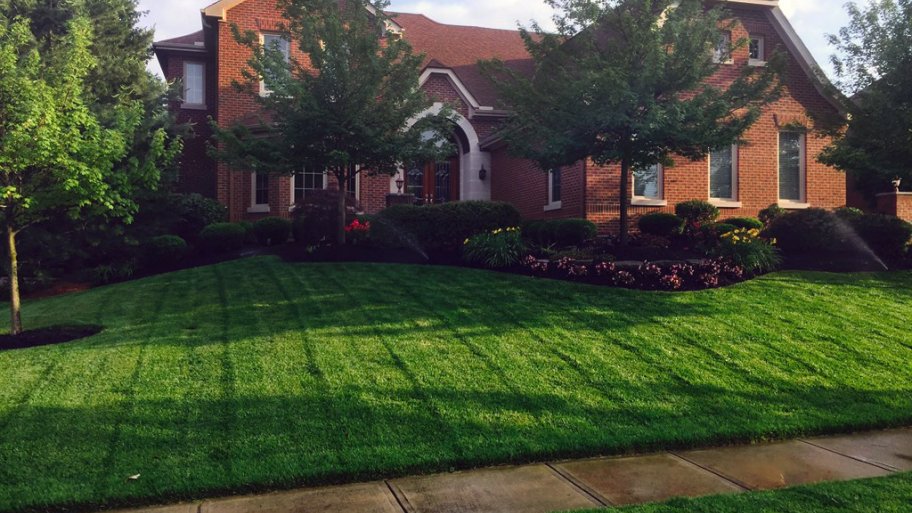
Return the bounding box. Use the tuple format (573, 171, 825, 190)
(182, 61, 206, 109)
(259, 33, 290, 97)
(289, 169, 329, 209)
(632, 164, 668, 207)
(346, 166, 362, 200)
(778, 131, 809, 209)
(713, 31, 734, 65)
(749, 35, 767, 67)
(545, 169, 562, 211)
(248, 172, 271, 214)
(708, 144, 741, 208)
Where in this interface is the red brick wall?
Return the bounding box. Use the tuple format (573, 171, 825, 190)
(491, 150, 586, 220)
(876, 193, 912, 222)
(582, 5, 846, 234)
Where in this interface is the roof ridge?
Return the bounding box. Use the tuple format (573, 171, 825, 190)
(388, 11, 524, 34)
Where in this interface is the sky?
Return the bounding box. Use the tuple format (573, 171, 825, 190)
(140, 0, 850, 78)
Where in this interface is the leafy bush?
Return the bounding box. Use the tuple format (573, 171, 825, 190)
(377, 201, 521, 252)
(522, 218, 597, 248)
(253, 217, 292, 246)
(143, 235, 188, 267)
(638, 213, 684, 237)
(758, 204, 786, 225)
(835, 207, 865, 221)
(344, 217, 372, 246)
(463, 227, 525, 268)
(851, 213, 912, 259)
(726, 217, 764, 230)
(716, 228, 781, 273)
(198, 223, 247, 254)
(765, 208, 847, 254)
(292, 189, 361, 246)
(700, 222, 738, 241)
(86, 260, 137, 285)
(675, 200, 720, 228)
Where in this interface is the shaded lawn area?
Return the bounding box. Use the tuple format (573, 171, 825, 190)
(570, 473, 912, 513)
(1, 256, 911, 511)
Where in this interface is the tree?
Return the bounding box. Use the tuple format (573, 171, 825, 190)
(482, 0, 782, 244)
(212, 0, 454, 244)
(0, 15, 147, 334)
(819, 0, 912, 202)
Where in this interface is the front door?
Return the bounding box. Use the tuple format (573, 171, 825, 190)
(407, 156, 460, 205)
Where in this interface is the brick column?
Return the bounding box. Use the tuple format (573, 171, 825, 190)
(875, 192, 912, 222)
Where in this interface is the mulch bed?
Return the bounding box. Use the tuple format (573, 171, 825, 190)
(0, 324, 104, 351)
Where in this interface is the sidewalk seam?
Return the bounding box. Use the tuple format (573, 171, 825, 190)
(385, 480, 413, 513)
(668, 452, 753, 491)
(546, 462, 614, 508)
(797, 439, 899, 473)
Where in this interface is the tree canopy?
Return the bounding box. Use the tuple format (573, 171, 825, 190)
(820, 0, 912, 200)
(483, 0, 782, 242)
(0, 13, 152, 334)
(212, 0, 454, 243)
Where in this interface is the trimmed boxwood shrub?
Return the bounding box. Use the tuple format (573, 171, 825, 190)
(198, 223, 247, 254)
(376, 201, 521, 252)
(522, 218, 598, 248)
(726, 217, 764, 230)
(701, 223, 738, 241)
(675, 200, 720, 227)
(851, 213, 912, 259)
(143, 235, 188, 267)
(638, 213, 684, 237)
(253, 217, 292, 246)
(759, 204, 786, 225)
(766, 208, 847, 254)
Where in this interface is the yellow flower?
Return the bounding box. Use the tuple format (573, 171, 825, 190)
(464, 238, 470, 245)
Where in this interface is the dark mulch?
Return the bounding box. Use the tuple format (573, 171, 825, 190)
(0, 325, 104, 351)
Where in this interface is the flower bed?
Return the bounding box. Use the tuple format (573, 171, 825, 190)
(515, 255, 748, 291)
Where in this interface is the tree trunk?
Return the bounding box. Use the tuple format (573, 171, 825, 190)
(336, 169, 347, 246)
(6, 225, 22, 336)
(618, 157, 631, 246)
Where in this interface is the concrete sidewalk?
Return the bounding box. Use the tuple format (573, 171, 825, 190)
(114, 427, 911, 513)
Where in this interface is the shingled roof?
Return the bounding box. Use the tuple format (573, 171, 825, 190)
(391, 13, 532, 108)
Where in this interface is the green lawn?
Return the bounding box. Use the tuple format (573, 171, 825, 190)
(572, 473, 912, 512)
(1, 257, 911, 512)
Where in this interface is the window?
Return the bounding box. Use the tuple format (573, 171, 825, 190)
(255, 173, 269, 205)
(779, 132, 806, 204)
(345, 165, 360, 199)
(709, 145, 738, 201)
(749, 35, 766, 65)
(714, 31, 733, 64)
(633, 164, 663, 201)
(261, 33, 290, 95)
(546, 168, 562, 210)
(183, 62, 205, 107)
(292, 168, 326, 203)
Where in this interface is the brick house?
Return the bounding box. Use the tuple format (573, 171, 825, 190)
(154, 0, 847, 233)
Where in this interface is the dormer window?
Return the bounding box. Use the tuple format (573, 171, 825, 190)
(749, 35, 766, 66)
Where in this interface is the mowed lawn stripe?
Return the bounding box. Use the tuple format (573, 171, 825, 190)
(0, 257, 910, 511)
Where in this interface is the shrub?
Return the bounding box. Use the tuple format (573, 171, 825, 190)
(344, 217, 372, 246)
(462, 227, 525, 268)
(835, 207, 865, 221)
(292, 189, 361, 246)
(850, 213, 912, 259)
(726, 217, 764, 230)
(86, 260, 137, 285)
(198, 223, 247, 254)
(253, 217, 292, 246)
(675, 200, 720, 229)
(765, 208, 847, 254)
(716, 228, 781, 273)
(638, 213, 684, 237)
(700, 222, 738, 241)
(521, 218, 597, 248)
(143, 235, 188, 267)
(758, 204, 786, 225)
(168, 193, 228, 242)
(377, 201, 521, 252)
